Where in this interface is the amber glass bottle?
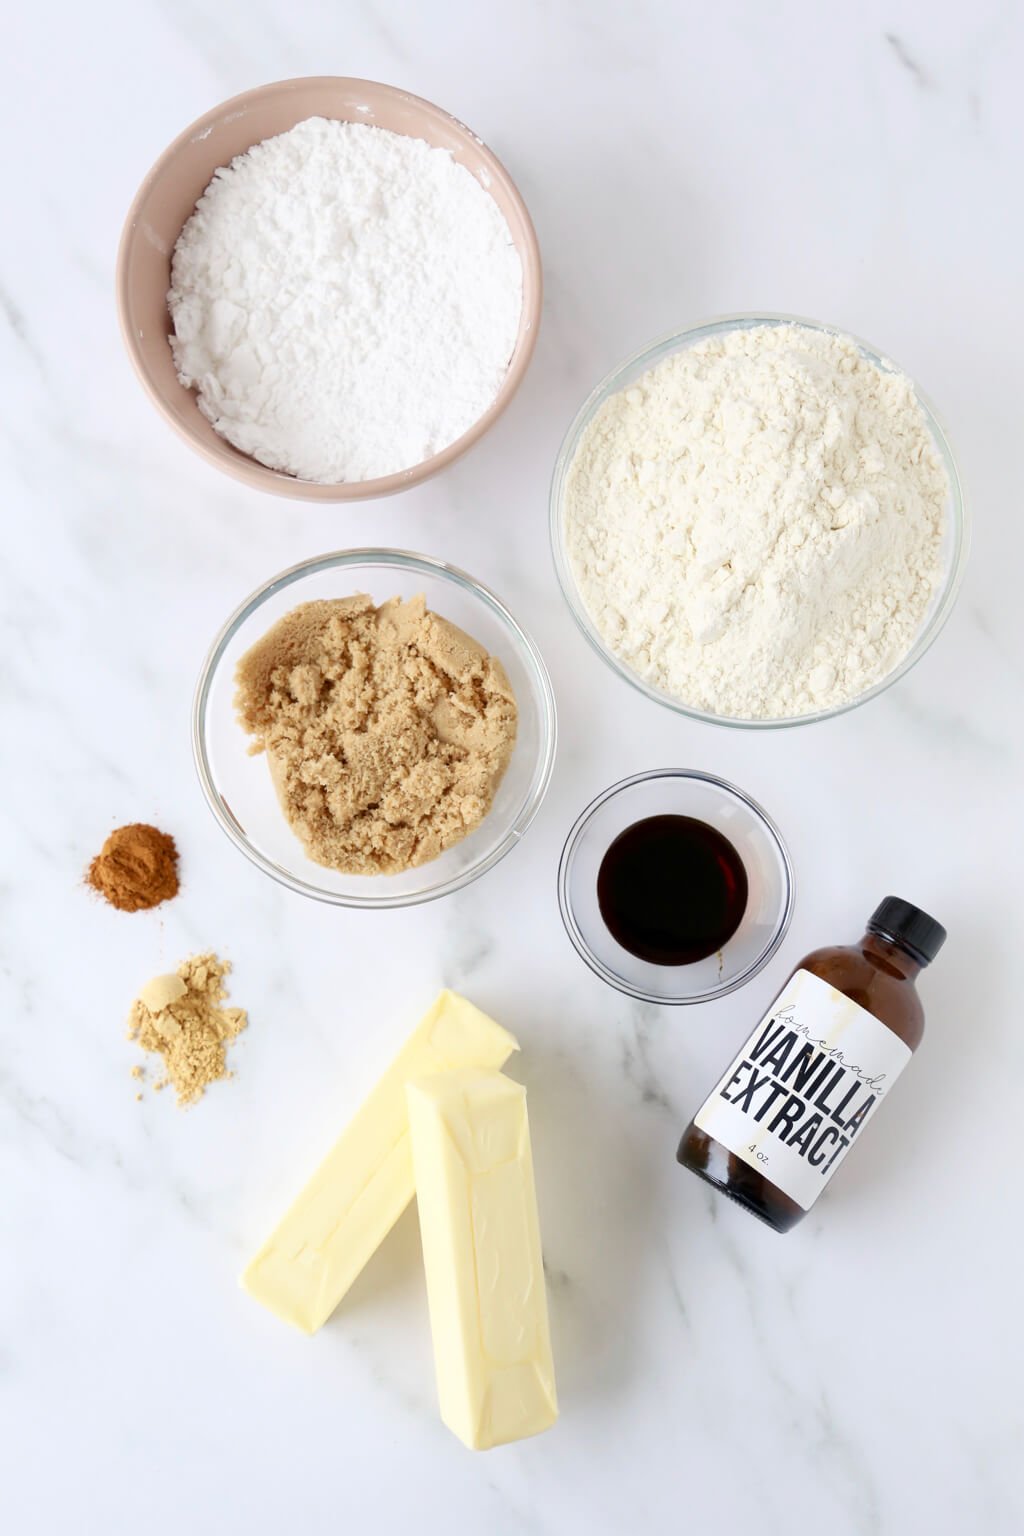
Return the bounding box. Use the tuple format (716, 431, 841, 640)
(677, 897, 946, 1232)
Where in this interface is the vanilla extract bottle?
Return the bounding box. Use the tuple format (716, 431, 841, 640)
(677, 898, 946, 1232)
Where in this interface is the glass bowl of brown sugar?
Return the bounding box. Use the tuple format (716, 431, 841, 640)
(193, 549, 557, 908)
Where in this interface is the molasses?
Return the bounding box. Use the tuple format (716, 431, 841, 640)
(597, 814, 748, 966)
(676, 896, 947, 1231)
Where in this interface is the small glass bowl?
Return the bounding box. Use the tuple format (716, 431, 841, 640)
(117, 77, 542, 502)
(550, 313, 969, 729)
(193, 550, 556, 907)
(557, 770, 794, 1004)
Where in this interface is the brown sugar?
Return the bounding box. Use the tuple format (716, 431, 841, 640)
(127, 954, 247, 1107)
(87, 824, 179, 912)
(233, 595, 518, 875)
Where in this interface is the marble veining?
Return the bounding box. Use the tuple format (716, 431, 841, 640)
(885, 33, 934, 89)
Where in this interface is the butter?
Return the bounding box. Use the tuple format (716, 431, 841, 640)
(242, 992, 518, 1334)
(406, 1070, 558, 1450)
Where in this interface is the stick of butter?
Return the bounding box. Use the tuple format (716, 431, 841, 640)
(406, 1069, 558, 1450)
(242, 992, 518, 1334)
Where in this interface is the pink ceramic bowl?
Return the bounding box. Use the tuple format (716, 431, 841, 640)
(116, 77, 542, 501)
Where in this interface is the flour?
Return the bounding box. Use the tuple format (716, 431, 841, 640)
(168, 118, 523, 483)
(564, 324, 951, 720)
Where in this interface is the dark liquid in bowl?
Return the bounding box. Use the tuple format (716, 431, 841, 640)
(597, 815, 748, 965)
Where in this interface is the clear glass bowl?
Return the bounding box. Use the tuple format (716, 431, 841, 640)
(550, 313, 969, 729)
(558, 770, 794, 1004)
(193, 550, 557, 907)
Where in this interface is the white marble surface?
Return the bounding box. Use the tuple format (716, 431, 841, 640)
(4, 2, 1024, 1532)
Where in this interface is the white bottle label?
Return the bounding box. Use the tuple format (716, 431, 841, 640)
(694, 969, 913, 1211)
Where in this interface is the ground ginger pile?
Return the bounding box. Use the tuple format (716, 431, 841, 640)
(233, 594, 518, 874)
(128, 954, 247, 1106)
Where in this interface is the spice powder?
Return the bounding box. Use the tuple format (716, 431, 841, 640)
(88, 823, 179, 912)
(128, 954, 246, 1106)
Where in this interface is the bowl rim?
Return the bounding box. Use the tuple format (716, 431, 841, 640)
(116, 75, 543, 503)
(550, 311, 970, 729)
(192, 547, 558, 907)
(557, 768, 796, 1004)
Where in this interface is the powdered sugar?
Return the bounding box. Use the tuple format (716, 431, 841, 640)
(168, 117, 522, 483)
(564, 324, 951, 720)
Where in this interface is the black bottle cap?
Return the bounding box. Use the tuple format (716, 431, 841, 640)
(867, 896, 946, 965)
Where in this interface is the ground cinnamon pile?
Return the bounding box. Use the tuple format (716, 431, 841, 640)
(87, 823, 179, 912)
(128, 953, 246, 1106)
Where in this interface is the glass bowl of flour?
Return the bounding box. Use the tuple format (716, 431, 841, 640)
(551, 314, 968, 728)
(193, 550, 557, 907)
